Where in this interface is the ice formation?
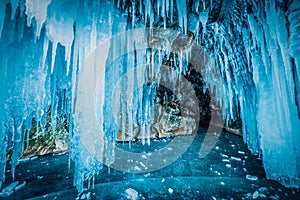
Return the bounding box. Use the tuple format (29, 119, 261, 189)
(0, 0, 299, 192)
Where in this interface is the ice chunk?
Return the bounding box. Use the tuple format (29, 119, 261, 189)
(0, 181, 19, 197)
(125, 188, 138, 200)
(258, 187, 267, 193)
(238, 151, 245, 154)
(134, 166, 141, 172)
(19, 158, 30, 163)
(246, 175, 258, 181)
(252, 190, 259, 199)
(30, 156, 38, 160)
(15, 181, 26, 191)
(221, 154, 229, 158)
(80, 192, 86, 199)
(230, 156, 241, 162)
(86, 192, 91, 199)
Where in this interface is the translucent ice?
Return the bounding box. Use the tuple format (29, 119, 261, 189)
(0, 0, 300, 192)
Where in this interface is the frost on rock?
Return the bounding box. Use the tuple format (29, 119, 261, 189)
(0, 0, 300, 192)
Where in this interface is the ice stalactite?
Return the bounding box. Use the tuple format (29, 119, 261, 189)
(246, 0, 300, 187)
(70, 1, 121, 192)
(0, 1, 8, 38)
(176, 0, 188, 34)
(194, 0, 300, 187)
(25, 0, 51, 39)
(73, 0, 196, 191)
(0, 0, 75, 189)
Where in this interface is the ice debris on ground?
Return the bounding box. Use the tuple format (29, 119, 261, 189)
(246, 175, 258, 181)
(0, 181, 25, 197)
(126, 188, 139, 200)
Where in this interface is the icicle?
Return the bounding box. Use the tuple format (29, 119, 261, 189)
(139, 82, 145, 145)
(132, 1, 135, 28)
(276, 13, 294, 98)
(166, 0, 170, 17)
(199, 10, 208, 38)
(25, 0, 51, 38)
(10, 0, 19, 19)
(288, 0, 300, 90)
(157, 0, 161, 16)
(150, 51, 156, 84)
(146, 121, 150, 145)
(170, 0, 174, 22)
(0, 1, 11, 38)
(127, 104, 133, 146)
(144, 1, 148, 25)
(179, 50, 183, 73)
(162, 0, 166, 29)
(87, 177, 91, 189)
(141, 124, 145, 145)
(51, 42, 57, 73)
(65, 44, 72, 76)
(121, 100, 126, 142)
(145, 1, 154, 27)
(139, 0, 143, 16)
(42, 39, 49, 70)
(90, 17, 97, 52)
(19, 0, 25, 17)
(92, 176, 95, 189)
(176, 0, 187, 34)
(122, 0, 126, 10)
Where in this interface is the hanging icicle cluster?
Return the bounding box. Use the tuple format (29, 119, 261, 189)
(0, 0, 299, 192)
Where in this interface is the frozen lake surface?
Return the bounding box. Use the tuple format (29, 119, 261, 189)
(2, 127, 299, 199)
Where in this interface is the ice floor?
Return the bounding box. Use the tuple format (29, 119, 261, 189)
(2, 127, 300, 199)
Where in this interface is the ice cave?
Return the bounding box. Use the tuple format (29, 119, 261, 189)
(0, 0, 299, 199)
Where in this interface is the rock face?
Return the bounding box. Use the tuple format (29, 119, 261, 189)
(20, 114, 69, 158)
(116, 77, 200, 141)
